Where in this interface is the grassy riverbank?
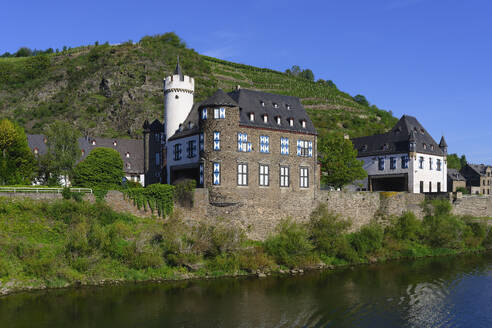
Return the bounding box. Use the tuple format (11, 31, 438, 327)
(1, 198, 491, 296)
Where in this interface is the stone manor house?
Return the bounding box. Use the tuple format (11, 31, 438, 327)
(163, 60, 319, 204)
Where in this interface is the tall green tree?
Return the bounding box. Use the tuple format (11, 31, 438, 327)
(0, 119, 35, 185)
(72, 148, 124, 188)
(447, 153, 467, 170)
(318, 135, 367, 189)
(42, 121, 81, 184)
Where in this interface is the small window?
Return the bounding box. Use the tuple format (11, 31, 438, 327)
(378, 157, 385, 171)
(280, 166, 290, 187)
(81, 149, 85, 156)
(155, 153, 160, 166)
(429, 181, 432, 192)
(202, 108, 208, 120)
(187, 140, 197, 158)
(113, 141, 117, 146)
(174, 144, 182, 161)
(260, 101, 265, 107)
(126, 163, 131, 169)
(280, 137, 289, 155)
(213, 131, 220, 151)
(92, 140, 96, 146)
(259, 164, 269, 186)
(175, 95, 179, 99)
(423, 143, 427, 150)
(421, 128, 425, 134)
(361, 145, 368, 152)
(188, 122, 194, 129)
(125, 152, 130, 158)
(276, 116, 281, 125)
(43, 137, 47, 144)
(401, 156, 409, 169)
(437, 159, 441, 171)
(260, 135, 270, 153)
(297, 140, 312, 157)
(213, 162, 220, 185)
(390, 157, 396, 170)
(431, 145, 434, 150)
(437, 182, 441, 192)
(249, 113, 255, 122)
(263, 115, 268, 123)
(237, 163, 248, 186)
(429, 158, 433, 170)
(419, 156, 424, 169)
(300, 167, 309, 188)
(286, 104, 290, 110)
(33, 148, 39, 156)
(237, 132, 251, 152)
(273, 103, 279, 108)
(289, 118, 294, 127)
(214, 107, 226, 119)
(382, 144, 389, 150)
(301, 120, 306, 128)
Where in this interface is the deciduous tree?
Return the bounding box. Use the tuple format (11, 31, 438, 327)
(72, 148, 124, 188)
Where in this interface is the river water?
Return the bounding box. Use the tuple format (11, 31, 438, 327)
(2, 253, 492, 328)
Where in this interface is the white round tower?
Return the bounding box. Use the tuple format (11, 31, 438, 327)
(164, 58, 195, 143)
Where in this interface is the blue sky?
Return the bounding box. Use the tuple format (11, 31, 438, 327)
(2, 0, 491, 163)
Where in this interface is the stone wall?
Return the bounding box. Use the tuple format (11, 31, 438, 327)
(452, 195, 492, 217)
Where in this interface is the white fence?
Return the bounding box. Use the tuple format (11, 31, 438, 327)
(0, 187, 93, 194)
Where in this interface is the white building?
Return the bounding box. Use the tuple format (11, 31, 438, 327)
(352, 115, 448, 193)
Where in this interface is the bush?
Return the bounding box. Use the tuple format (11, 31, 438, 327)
(93, 187, 108, 202)
(389, 212, 422, 242)
(349, 222, 384, 257)
(173, 179, 196, 208)
(456, 187, 469, 194)
(264, 219, 314, 267)
(72, 147, 124, 188)
(71, 192, 83, 202)
(190, 223, 245, 258)
(422, 201, 468, 249)
(309, 204, 351, 257)
(62, 186, 71, 200)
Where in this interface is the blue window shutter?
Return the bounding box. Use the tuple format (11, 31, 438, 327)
(219, 107, 226, 119)
(202, 108, 207, 120)
(213, 163, 220, 185)
(308, 141, 313, 157)
(199, 133, 204, 151)
(199, 163, 204, 185)
(297, 140, 302, 156)
(213, 132, 220, 150)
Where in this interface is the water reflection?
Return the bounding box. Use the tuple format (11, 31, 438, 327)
(2, 253, 492, 328)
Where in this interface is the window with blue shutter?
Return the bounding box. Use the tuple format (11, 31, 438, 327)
(280, 137, 289, 155)
(199, 163, 204, 186)
(237, 132, 252, 152)
(214, 107, 226, 119)
(213, 131, 220, 150)
(378, 157, 385, 171)
(213, 162, 220, 185)
(260, 135, 270, 153)
(199, 133, 204, 151)
(390, 157, 396, 170)
(202, 108, 207, 120)
(401, 155, 409, 169)
(297, 140, 313, 157)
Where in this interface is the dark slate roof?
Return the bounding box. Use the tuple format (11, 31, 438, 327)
(167, 102, 201, 141)
(448, 168, 466, 181)
(143, 119, 164, 132)
(228, 88, 317, 135)
(466, 164, 491, 176)
(28, 135, 144, 174)
(174, 56, 184, 81)
(199, 89, 238, 108)
(439, 136, 448, 148)
(352, 115, 445, 157)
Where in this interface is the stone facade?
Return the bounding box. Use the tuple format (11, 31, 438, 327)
(460, 164, 492, 195)
(201, 104, 318, 206)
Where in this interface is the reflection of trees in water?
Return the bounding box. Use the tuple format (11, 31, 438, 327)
(1, 253, 491, 328)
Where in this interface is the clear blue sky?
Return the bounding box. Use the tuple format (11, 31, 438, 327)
(2, 0, 491, 163)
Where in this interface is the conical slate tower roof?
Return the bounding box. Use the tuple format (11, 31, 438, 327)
(200, 89, 238, 107)
(173, 56, 184, 81)
(439, 136, 448, 148)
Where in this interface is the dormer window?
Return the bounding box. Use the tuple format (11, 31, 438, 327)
(260, 101, 265, 107)
(431, 145, 434, 150)
(178, 124, 183, 132)
(420, 128, 425, 134)
(92, 140, 96, 146)
(188, 122, 194, 129)
(126, 163, 131, 169)
(43, 137, 47, 144)
(361, 145, 368, 151)
(276, 116, 281, 125)
(273, 103, 279, 109)
(126, 152, 130, 158)
(33, 148, 39, 156)
(382, 144, 389, 150)
(423, 143, 427, 150)
(289, 118, 294, 127)
(263, 115, 268, 123)
(286, 104, 290, 110)
(113, 141, 117, 146)
(81, 149, 85, 156)
(301, 120, 306, 128)
(249, 113, 255, 122)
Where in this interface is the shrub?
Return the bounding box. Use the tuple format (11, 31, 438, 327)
(71, 192, 83, 202)
(72, 147, 124, 188)
(173, 179, 196, 208)
(62, 186, 71, 200)
(390, 212, 422, 241)
(264, 219, 314, 267)
(190, 223, 245, 257)
(463, 216, 487, 248)
(237, 246, 274, 272)
(93, 187, 108, 202)
(349, 222, 384, 257)
(309, 204, 351, 257)
(422, 211, 468, 249)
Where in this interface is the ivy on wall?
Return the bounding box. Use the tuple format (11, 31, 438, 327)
(123, 184, 175, 218)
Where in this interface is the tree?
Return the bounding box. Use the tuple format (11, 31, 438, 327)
(353, 95, 370, 107)
(299, 69, 314, 81)
(0, 119, 35, 185)
(447, 153, 467, 170)
(72, 148, 124, 188)
(41, 121, 81, 184)
(318, 135, 367, 189)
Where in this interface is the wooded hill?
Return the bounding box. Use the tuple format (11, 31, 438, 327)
(0, 33, 397, 140)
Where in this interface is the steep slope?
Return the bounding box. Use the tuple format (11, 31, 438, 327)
(0, 33, 397, 140)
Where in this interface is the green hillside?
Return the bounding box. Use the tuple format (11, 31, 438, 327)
(0, 33, 397, 140)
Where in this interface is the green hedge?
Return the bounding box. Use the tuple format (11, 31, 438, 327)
(123, 184, 174, 217)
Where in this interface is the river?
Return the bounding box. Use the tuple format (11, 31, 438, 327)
(2, 253, 492, 327)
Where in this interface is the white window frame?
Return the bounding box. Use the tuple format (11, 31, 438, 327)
(237, 163, 248, 186)
(280, 165, 290, 187)
(259, 164, 269, 186)
(300, 167, 309, 188)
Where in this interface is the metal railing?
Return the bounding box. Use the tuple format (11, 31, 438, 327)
(0, 187, 93, 194)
